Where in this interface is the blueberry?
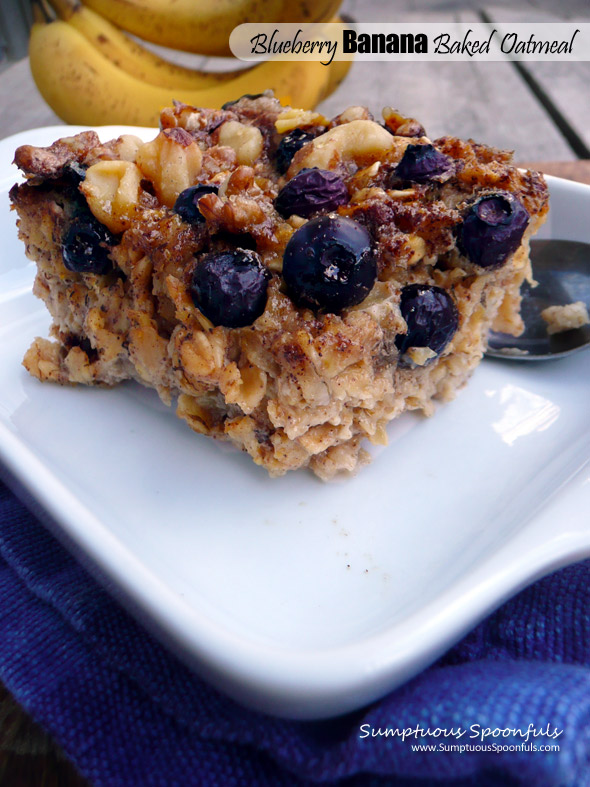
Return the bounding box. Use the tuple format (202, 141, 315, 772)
(221, 93, 265, 110)
(394, 144, 452, 183)
(213, 231, 257, 251)
(283, 215, 376, 313)
(64, 161, 87, 184)
(275, 128, 314, 175)
(190, 249, 270, 328)
(173, 184, 218, 224)
(62, 216, 116, 274)
(457, 192, 529, 269)
(396, 284, 458, 360)
(275, 168, 349, 218)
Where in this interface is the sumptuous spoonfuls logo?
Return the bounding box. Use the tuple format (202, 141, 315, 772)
(358, 722, 564, 754)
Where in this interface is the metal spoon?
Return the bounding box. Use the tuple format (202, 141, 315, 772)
(486, 239, 590, 360)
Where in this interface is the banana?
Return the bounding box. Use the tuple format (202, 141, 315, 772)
(46, 0, 251, 89)
(322, 57, 352, 101)
(29, 19, 332, 126)
(80, 0, 342, 57)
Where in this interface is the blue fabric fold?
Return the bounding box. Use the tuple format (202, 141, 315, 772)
(0, 478, 588, 787)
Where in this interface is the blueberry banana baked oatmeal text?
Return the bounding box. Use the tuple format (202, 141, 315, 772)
(10, 94, 549, 479)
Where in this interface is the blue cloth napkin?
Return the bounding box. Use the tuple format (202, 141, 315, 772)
(0, 478, 588, 787)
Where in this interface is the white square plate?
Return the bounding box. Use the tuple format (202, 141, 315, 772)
(2, 126, 590, 719)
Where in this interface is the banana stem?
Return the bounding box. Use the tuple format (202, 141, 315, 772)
(45, 0, 79, 21)
(31, 2, 46, 24)
(32, 0, 55, 23)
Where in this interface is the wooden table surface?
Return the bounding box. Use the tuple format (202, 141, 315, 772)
(1, 0, 589, 784)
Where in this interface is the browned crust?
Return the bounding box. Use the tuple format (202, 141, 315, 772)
(13, 131, 100, 179)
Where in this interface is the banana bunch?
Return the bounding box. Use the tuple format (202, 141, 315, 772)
(29, 0, 351, 127)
